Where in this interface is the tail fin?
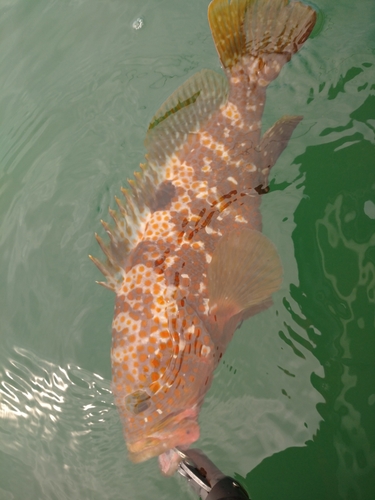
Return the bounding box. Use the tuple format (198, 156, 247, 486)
(208, 0, 316, 70)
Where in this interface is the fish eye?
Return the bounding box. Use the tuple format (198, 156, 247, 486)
(125, 390, 151, 415)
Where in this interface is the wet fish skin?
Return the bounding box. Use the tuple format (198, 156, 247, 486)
(91, 0, 316, 467)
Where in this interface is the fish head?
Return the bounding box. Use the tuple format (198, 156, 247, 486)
(126, 406, 201, 463)
(111, 264, 216, 463)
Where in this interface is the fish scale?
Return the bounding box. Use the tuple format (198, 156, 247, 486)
(90, 0, 316, 470)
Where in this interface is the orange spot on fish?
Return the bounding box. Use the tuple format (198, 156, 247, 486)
(150, 382, 160, 393)
(151, 359, 160, 369)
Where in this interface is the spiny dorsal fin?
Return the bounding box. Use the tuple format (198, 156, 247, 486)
(208, 228, 282, 329)
(145, 69, 228, 167)
(91, 70, 228, 288)
(208, 0, 316, 69)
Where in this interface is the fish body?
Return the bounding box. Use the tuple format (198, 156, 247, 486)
(91, 0, 316, 467)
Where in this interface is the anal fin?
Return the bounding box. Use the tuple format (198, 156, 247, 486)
(208, 228, 282, 331)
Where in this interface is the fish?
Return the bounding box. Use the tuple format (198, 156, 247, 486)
(90, 0, 316, 470)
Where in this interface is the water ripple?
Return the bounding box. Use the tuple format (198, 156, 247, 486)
(0, 346, 135, 500)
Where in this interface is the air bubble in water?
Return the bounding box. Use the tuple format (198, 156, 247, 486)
(132, 17, 144, 30)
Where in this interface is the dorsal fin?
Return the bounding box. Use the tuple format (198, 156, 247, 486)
(145, 69, 228, 167)
(91, 70, 228, 289)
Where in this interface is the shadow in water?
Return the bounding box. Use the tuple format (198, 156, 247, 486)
(240, 89, 375, 498)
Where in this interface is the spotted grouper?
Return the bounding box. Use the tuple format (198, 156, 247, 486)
(90, 0, 316, 472)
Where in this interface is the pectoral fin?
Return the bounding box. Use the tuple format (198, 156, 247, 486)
(208, 229, 282, 331)
(260, 115, 303, 169)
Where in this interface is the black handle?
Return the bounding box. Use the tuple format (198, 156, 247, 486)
(207, 476, 250, 500)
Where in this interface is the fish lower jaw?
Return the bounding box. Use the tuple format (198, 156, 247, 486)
(127, 417, 200, 463)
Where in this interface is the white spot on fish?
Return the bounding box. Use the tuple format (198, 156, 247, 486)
(201, 345, 211, 357)
(205, 226, 215, 235)
(196, 191, 208, 199)
(179, 339, 186, 350)
(205, 253, 212, 264)
(227, 176, 238, 185)
(235, 214, 248, 223)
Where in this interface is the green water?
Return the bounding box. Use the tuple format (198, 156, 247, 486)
(0, 0, 374, 499)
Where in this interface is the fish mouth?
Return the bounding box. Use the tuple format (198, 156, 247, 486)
(127, 410, 200, 463)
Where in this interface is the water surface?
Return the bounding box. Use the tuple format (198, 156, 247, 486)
(0, 0, 374, 499)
